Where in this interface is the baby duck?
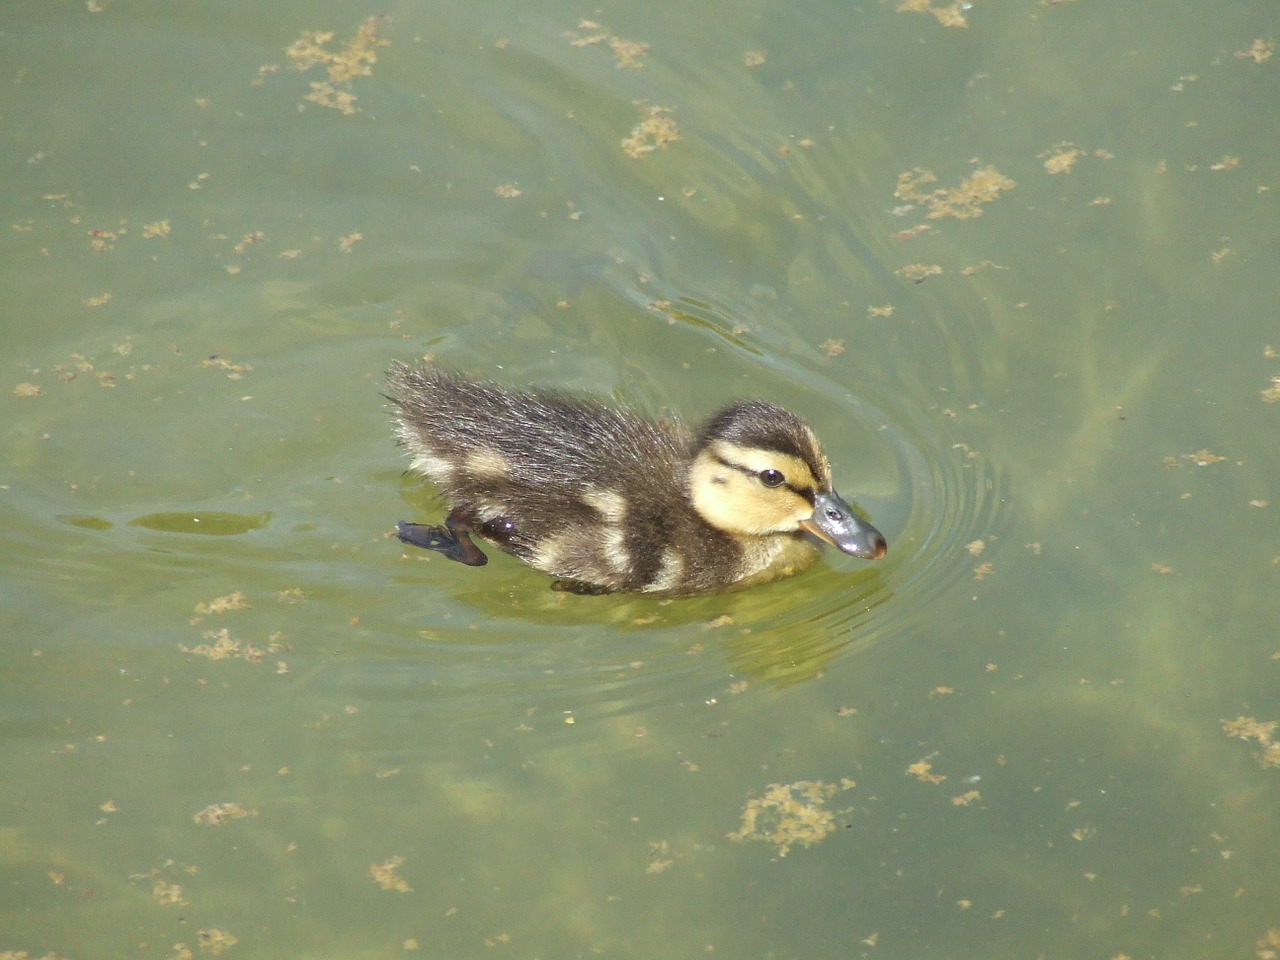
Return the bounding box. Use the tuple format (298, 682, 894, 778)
(388, 360, 886, 596)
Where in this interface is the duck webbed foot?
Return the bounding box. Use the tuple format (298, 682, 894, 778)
(396, 512, 488, 566)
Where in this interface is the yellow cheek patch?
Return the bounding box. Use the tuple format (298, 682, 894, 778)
(733, 484, 813, 535)
(705, 441, 820, 493)
(689, 446, 818, 536)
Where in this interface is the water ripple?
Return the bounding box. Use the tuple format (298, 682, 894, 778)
(380, 338, 1011, 717)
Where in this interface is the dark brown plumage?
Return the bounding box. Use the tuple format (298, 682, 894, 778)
(387, 360, 885, 595)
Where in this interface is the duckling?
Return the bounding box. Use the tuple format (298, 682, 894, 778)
(387, 360, 886, 596)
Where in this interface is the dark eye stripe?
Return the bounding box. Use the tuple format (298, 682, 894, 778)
(711, 453, 816, 503)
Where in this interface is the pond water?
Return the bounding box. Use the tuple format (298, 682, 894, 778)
(3, 1, 1279, 957)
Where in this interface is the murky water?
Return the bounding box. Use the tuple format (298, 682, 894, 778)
(3, 1, 1279, 957)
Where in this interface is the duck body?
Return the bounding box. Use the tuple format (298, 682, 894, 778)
(387, 360, 886, 596)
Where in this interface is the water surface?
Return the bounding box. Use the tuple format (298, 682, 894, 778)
(3, 1, 1279, 957)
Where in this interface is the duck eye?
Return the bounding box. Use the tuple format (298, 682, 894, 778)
(758, 469, 785, 488)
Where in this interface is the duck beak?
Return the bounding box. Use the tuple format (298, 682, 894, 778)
(800, 492, 887, 560)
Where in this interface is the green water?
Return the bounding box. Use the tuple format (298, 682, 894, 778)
(3, 0, 1279, 957)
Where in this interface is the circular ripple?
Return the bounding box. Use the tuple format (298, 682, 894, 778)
(381, 338, 1011, 715)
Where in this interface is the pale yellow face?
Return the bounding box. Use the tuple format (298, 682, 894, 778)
(687, 440, 824, 536)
